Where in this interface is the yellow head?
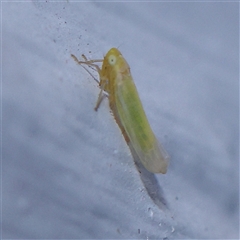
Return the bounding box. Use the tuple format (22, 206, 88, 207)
(101, 48, 130, 82)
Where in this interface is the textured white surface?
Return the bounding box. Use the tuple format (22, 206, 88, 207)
(2, 1, 239, 239)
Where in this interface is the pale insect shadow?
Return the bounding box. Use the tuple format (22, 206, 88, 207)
(128, 143, 168, 211)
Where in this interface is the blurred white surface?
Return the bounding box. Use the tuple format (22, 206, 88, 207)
(2, 1, 239, 239)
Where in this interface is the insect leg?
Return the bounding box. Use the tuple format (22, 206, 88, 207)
(71, 54, 103, 74)
(94, 81, 109, 111)
(71, 53, 108, 110)
(71, 54, 103, 83)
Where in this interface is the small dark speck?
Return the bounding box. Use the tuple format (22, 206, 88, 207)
(175, 196, 178, 200)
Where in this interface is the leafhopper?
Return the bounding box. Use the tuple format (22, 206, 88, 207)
(71, 48, 169, 174)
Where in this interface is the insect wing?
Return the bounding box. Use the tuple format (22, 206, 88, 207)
(115, 75, 169, 174)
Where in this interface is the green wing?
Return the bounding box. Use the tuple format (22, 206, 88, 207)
(115, 76, 169, 174)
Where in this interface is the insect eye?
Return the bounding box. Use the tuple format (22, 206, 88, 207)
(108, 55, 116, 65)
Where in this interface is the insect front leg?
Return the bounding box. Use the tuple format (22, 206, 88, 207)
(71, 54, 103, 74)
(71, 54, 104, 84)
(71, 53, 108, 110)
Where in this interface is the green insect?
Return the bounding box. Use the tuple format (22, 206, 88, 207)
(71, 48, 169, 173)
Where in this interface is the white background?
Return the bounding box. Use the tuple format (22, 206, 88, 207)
(2, 1, 239, 239)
